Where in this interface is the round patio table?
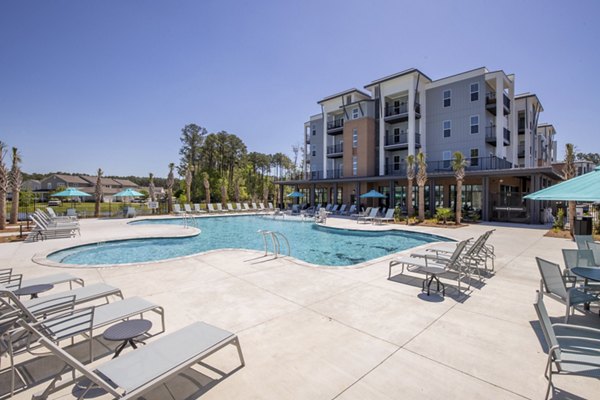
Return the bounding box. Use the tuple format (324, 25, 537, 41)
(13, 284, 54, 299)
(571, 267, 600, 310)
(103, 319, 152, 358)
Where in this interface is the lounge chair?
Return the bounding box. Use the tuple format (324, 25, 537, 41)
(336, 204, 347, 215)
(207, 203, 215, 213)
(533, 291, 600, 400)
(173, 204, 184, 215)
(227, 203, 236, 212)
(373, 208, 395, 224)
(19, 320, 245, 400)
(422, 230, 496, 272)
(536, 257, 599, 322)
(357, 207, 378, 224)
(345, 204, 356, 216)
(193, 203, 205, 213)
(45, 208, 77, 222)
(184, 204, 194, 214)
(268, 202, 276, 211)
(66, 209, 78, 218)
(125, 207, 136, 218)
(388, 239, 471, 296)
(34, 210, 79, 228)
(331, 204, 340, 214)
(217, 203, 229, 212)
(324, 204, 332, 212)
(27, 214, 79, 241)
(574, 234, 597, 250)
(251, 203, 259, 212)
(235, 203, 244, 212)
(242, 202, 251, 212)
(258, 203, 267, 212)
(0, 268, 84, 290)
(351, 206, 369, 219)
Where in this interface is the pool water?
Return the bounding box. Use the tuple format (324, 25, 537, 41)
(48, 215, 451, 267)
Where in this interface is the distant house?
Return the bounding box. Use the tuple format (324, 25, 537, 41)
(22, 179, 41, 191)
(112, 178, 139, 188)
(40, 174, 90, 191)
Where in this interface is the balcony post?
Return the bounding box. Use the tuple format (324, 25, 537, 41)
(408, 75, 416, 156)
(322, 113, 328, 179)
(508, 80, 517, 167)
(379, 99, 386, 176)
(310, 184, 315, 207)
(481, 176, 489, 221)
(495, 75, 504, 159)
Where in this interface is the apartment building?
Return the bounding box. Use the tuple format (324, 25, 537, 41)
(289, 67, 561, 223)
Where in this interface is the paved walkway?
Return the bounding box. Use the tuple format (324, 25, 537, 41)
(1, 215, 598, 399)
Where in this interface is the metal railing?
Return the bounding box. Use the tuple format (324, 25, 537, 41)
(327, 119, 344, 130)
(384, 132, 421, 147)
(326, 168, 344, 179)
(326, 143, 344, 155)
(258, 230, 290, 258)
(486, 92, 511, 111)
(485, 126, 511, 143)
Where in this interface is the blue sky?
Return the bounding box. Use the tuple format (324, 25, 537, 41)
(1, 0, 599, 177)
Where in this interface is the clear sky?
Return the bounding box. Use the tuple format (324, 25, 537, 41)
(1, 0, 599, 177)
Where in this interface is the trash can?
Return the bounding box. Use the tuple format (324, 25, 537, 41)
(574, 217, 593, 235)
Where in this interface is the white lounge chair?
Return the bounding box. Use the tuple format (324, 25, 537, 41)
(173, 204, 185, 215)
(184, 204, 193, 214)
(357, 208, 378, 224)
(242, 202, 251, 212)
(18, 320, 245, 400)
(193, 203, 205, 213)
(217, 203, 229, 212)
(236, 202, 245, 212)
(258, 203, 267, 212)
(207, 203, 216, 213)
(0, 268, 84, 290)
(373, 208, 395, 224)
(346, 204, 356, 216)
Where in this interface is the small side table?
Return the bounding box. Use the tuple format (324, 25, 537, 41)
(13, 284, 54, 299)
(103, 319, 152, 358)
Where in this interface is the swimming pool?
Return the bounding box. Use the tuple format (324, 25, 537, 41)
(47, 215, 451, 267)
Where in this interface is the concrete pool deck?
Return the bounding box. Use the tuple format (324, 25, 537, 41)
(1, 215, 599, 399)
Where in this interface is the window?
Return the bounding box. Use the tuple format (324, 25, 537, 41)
(470, 83, 479, 101)
(470, 148, 479, 166)
(393, 127, 400, 143)
(352, 108, 359, 119)
(352, 156, 358, 176)
(352, 128, 358, 148)
(394, 155, 401, 171)
(443, 151, 452, 169)
(443, 90, 451, 107)
(47, 183, 52, 190)
(312, 127, 316, 136)
(311, 144, 316, 157)
(443, 120, 451, 138)
(346, 94, 352, 104)
(470, 115, 479, 134)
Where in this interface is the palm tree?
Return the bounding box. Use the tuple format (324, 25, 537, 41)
(416, 151, 428, 222)
(406, 154, 415, 216)
(452, 151, 468, 225)
(94, 168, 103, 218)
(263, 184, 269, 205)
(234, 176, 240, 202)
(9, 147, 22, 224)
(0, 142, 8, 230)
(185, 166, 192, 202)
(148, 173, 155, 202)
(563, 143, 576, 236)
(202, 172, 210, 204)
(220, 179, 228, 206)
(166, 163, 175, 213)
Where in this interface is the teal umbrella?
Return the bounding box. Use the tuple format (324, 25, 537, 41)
(360, 190, 386, 198)
(114, 188, 144, 198)
(524, 166, 600, 202)
(287, 191, 305, 198)
(53, 188, 92, 198)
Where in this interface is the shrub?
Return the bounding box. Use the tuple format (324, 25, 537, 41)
(435, 207, 454, 224)
(553, 208, 565, 230)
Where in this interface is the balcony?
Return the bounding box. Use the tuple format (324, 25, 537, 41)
(485, 92, 511, 115)
(384, 132, 420, 150)
(518, 119, 525, 134)
(327, 119, 344, 135)
(305, 134, 310, 144)
(309, 170, 323, 180)
(326, 143, 344, 158)
(485, 126, 511, 146)
(518, 143, 525, 158)
(384, 102, 420, 124)
(384, 162, 407, 176)
(326, 168, 344, 179)
(426, 156, 513, 173)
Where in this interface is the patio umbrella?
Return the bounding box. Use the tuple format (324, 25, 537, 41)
(287, 191, 305, 198)
(114, 188, 145, 209)
(524, 166, 600, 202)
(360, 190, 386, 199)
(52, 188, 91, 208)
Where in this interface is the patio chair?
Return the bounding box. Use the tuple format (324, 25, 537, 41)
(562, 249, 600, 291)
(46, 207, 77, 222)
(207, 203, 216, 213)
(357, 207, 378, 224)
(388, 239, 471, 296)
(34, 210, 79, 227)
(217, 203, 229, 212)
(0, 268, 84, 290)
(423, 230, 496, 272)
(346, 204, 356, 216)
(193, 203, 205, 213)
(251, 203, 259, 212)
(373, 208, 395, 224)
(533, 291, 600, 400)
(258, 203, 267, 212)
(243, 202, 251, 211)
(587, 242, 600, 264)
(268, 202, 276, 211)
(27, 214, 79, 242)
(227, 203, 236, 212)
(351, 206, 369, 219)
(184, 204, 193, 214)
(574, 234, 597, 250)
(336, 204, 347, 215)
(173, 204, 184, 215)
(234, 202, 244, 212)
(18, 320, 245, 400)
(66, 209, 78, 218)
(535, 257, 599, 322)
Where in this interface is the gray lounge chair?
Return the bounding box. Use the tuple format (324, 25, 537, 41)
(388, 240, 470, 295)
(422, 230, 496, 272)
(373, 208, 395, 224)
(0, 268, 84, 290)
(534, 291, 600, 399)
(536, 257, 599, 322)
(357, 208, 378, 224)
(19, 320, 244, 400)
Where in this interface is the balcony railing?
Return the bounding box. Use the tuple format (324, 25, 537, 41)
(384, 102, 420, 122)
(384, 163, 407, 176)
(384, 132, 421, 148)
(326, 168, 344, 179)
(310, 170, 323, 180)
(426, 156, 513, 173)
(518, 144, 525, 158)
(327, 119, 344, 132)
(326, 143, 344, 157)
(485, 126, 511, 145)
(485, 92, 511, 115)
(518, 119, 525, 133)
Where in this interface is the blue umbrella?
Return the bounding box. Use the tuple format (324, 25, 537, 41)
(287, 191, 305, 198)
(53, 188, 91, 198)
(360, 190, 386, 199)
(524, 166, 600, 202)
(114, 188, 144, 198)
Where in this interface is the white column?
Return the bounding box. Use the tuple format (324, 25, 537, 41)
(495, 75, 504, 159)
(419, 87, 426, 152)
(322, 115, 328, 179)
(508, 80, 516, 167)
(379, 92, 386, 176)
(408, 75, 416, 156)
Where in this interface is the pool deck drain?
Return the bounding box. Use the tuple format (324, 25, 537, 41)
(1, 215, 599, 399)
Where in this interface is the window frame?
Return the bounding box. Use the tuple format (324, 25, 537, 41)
(352, 108, 359, 119)
(443, 120, 451, 138)
(352, 156, 358, 176)
(352, 128, 358, 148)
(470, 82, 479, 102)
(442, 150, 452, 168)
(470, 115, 479, 134)
(470, 148, 479, 166)
(443, 89, 451, 107)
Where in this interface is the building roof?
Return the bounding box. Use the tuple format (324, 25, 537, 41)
(45, 174, 90, 185)
(80, 176, 122, 186)
(112, 178, 139, 187)
(317, 88, 371, 104)
(365, 68, 431, 88)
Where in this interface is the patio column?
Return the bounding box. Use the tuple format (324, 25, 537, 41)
(482, 176, 490, 221)
(389, 180, 395, 208)
(355, 182, 361, 210)
(310, 184, 315, 207)
(278, 185, 284, 209)
(333, 182, 338, 204)
(530, 174, 541, 224)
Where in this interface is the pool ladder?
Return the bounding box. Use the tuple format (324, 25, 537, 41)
(257, 230, 290, 258)
(181, 212, 199, 229)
